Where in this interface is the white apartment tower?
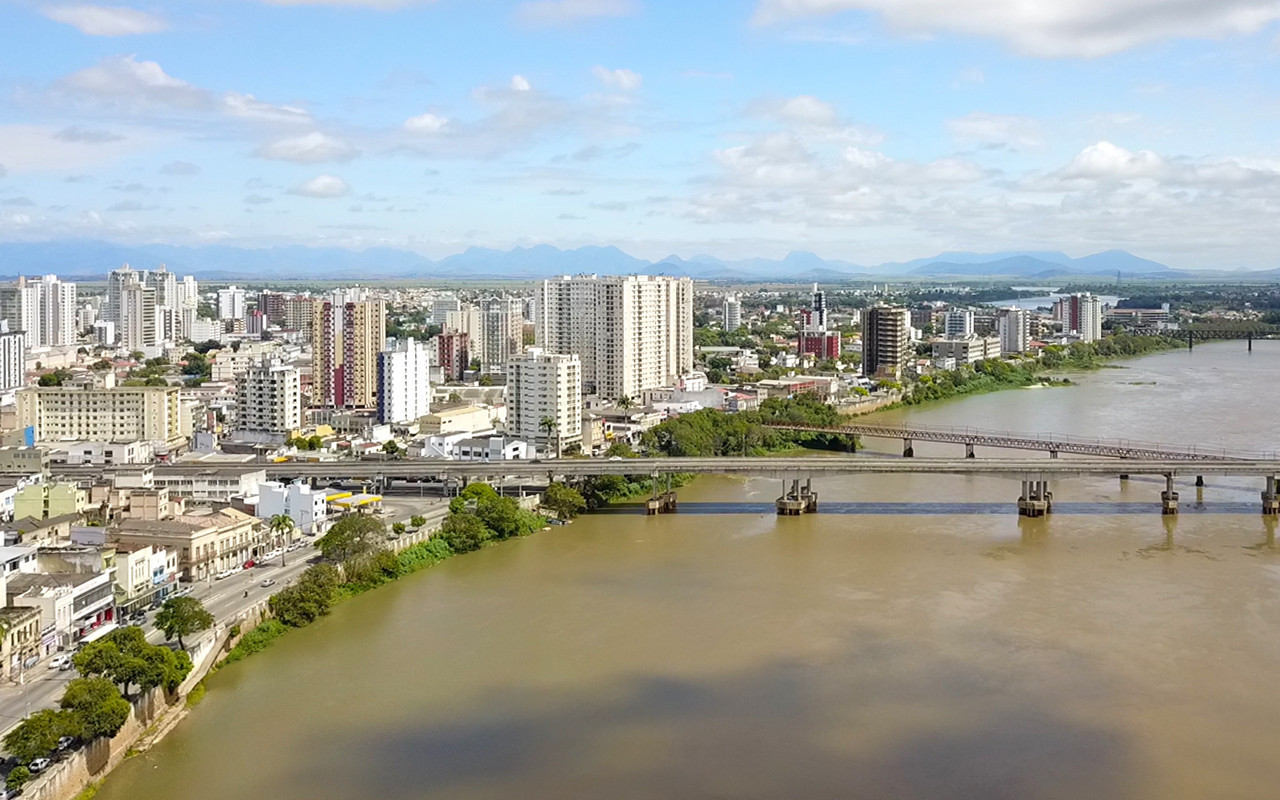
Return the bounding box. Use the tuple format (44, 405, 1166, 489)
(998, 307, 1031, 355)
(120, 280, 157, 351)
(0, 320, 25, 392)
(38, 275, 77, 346)
(536, 274, 694, 401)
(480, 297, 524, 373)
(218, 286, 247, 321)
(377, 337, 431, 425)
(0, 279, 42, 348)
(724, 294, 743, 332)
(235, 360, 301, 442)
(1053, 293, 1103, 342)
(943, 309, 975, 339)
(506, 348, 582, 456)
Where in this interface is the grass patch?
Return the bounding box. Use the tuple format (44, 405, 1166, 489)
(73, 780, 104, 800)
(185, 681, 207, 708)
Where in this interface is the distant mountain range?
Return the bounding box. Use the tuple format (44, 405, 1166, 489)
(0, 239, 1273, 282)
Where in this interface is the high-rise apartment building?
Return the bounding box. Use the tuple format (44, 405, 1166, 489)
(284, 296, 318, 332)
(16, 385, 184, 445)
(480, 297, 524, 373)
(997, 307, 1031, 355)
(0, 279, 42, 348)
(0, 320, 25, 392)
(431, 295, 461, 326)
(724, 294, 742, 332)
(120, 280, 157, 350)
(104, 265, 137, 328)
(217, 286, 247, 321)
(506, 348, 582, 456)
(144, 266, 177, 309)
(863, 305, 911, 380)
(434, 332, 470, 381)
(797, 284, 840, 360)
(1053, 293, 1103, 342)
(377, 337, 431, 424)
(311, 300, 386, 409)
(258, 292, 288, 326)
(536, 274, 693, 401)
(38, 275, 77, 347)
(943, 310, 975, 339)
(235, 360, 301, 443)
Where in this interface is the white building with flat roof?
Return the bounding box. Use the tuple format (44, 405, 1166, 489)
(378, 337, 430, 425)
(234, 360, 301, 444)
(506, 348, 582, 456)
(257, 480, 329, 534)
(536, 274, 693, 401)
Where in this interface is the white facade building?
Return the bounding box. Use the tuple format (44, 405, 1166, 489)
(479, 297, 524, 373)
(0, 321, 25, 393)
(257, 481, 329, 534)
(535, 274, 694, 401)
(723, 294, 742, 332)
(506, 348, 582, 456)
(217, 286, 247, 321)
(943, 310, 975, 339)
(0, 280, 41, 349)
(377, 337, 431, 424)
(38, 275, 77, 347)
(998, 307, 1031, 355)
(120, 280, 157, 351)
(234, 360, 301, 443)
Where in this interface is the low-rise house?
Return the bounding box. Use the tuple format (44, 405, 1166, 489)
(6, 513, 77, 545)
(7, 570, 115, 649)
(0, 606, 43, 682)
(257, 480, 328, 535)
(48, 440, 155, 466)
(112, 543, 178, 615)
(419, 405, 498, 437)
(454, 436, 529, 462)
(13, 482, 88, 521)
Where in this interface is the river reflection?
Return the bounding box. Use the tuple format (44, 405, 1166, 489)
(96, 343, 1280, 800)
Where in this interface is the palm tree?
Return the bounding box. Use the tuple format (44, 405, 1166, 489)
(617, 395, 634, 411)
(268, 514, 295, 566)
(539, 416, 559, 459)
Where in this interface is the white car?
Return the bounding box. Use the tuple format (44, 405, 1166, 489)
(49, 654, 72, 670)
(29, 758, 51, 773)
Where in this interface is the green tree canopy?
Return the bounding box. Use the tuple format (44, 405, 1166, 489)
(269, 564, 340, 627)
(316, 514, 386, 562)
(60, 677, 131, 740)
(3, 709, 78, 762)
(544, 482, 587, 520)
(155, 596, 215, 650)
(437, 512, 490, 554)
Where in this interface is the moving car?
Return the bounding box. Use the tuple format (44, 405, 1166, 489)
(261, 579, 276, 588)
(49, 654, 72, 670)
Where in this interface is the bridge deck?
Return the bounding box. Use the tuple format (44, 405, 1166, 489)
(766, 423, 1276, 461)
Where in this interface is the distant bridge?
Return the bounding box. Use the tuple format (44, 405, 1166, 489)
(1130, 325, 1280, 350)
(765, 422, 1274, 461)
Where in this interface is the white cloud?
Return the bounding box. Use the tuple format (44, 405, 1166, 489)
(404, 113, 450, 133)
(255, 132, 359, 163)
(289, 175, 351, 198)
(56, 54, 210, 110)
(42, 5, 168, 36)
(515, 0, 639, 26)
(0, 124, 149, 172)
(510, 75, 532, 92)
(592, 66, 642, 91)
(54, 126, 125, 143)
(222, 92, 313, 124)
(947, 112, 1042, 150)
(1060, 141, 1167, 180)
(751, 0, 1280, 57)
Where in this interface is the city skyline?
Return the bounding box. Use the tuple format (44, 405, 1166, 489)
(2, 1, 1280, 269)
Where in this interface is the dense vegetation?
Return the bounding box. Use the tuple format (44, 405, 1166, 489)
(640, 395, 854, 457)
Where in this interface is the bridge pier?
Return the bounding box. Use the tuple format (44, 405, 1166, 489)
(1018, 479, 1051, 517)
(1263, 476, 1279, 516)
(1049, 449, 1059, 459)
(646, 472, 677, 514)
(965, 443, 975, 459)
(1195, 475, 1205, 487)
(902, 438, 914, 458)
(1161, 474, 1179, 515)
(777, 478, 818, 516)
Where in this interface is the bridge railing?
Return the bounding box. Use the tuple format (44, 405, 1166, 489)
(771, 421, 1279, 460)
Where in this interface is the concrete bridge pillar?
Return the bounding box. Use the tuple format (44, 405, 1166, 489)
(1195, 475, 1205, 487)
(902, 438, 914, 458)
(1161, 473, 1179, 515)
(1048, 449, 1059, 459)
(1262, 476, 1279, 516)
(1018, 477, 1050, 517)
(965, 443, 975, 459)
(777, 477, 817, 515)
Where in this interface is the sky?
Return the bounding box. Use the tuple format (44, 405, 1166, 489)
(1, 0, 1280, 269)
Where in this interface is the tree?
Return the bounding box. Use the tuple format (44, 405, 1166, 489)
(477, 496, 542, 540)
(6, 766, 30, 792)
(605, 440, 636, 458)
(392, 522, 406, 536)
(410, 515, 426, 528)
(437, 511, 490, 553)
(268, 513, 295, 565)
(3, 709, 77, 762)
(269, 564, 340, 627)
(61, 677, 131, 740)
(72, 640, 124, 684)
(544, 482, 587, 520)
(539, 415, 559, 458)
(382, 439, 401, 456)
(316, 514, 385, 562)
(448, 482, 499, 515)
(155, 596, 215, 651)
(616, 395, 635, 410)
(306, 434, 323, 450)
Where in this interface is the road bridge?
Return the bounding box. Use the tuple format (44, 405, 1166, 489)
(51, 456, 1280, 518)
(764, 422, 1275, 461)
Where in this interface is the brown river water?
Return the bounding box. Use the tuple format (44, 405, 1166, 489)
(98, 342, 1280, 800)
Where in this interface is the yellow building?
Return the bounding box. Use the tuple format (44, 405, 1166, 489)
(13, 482, 88, 521)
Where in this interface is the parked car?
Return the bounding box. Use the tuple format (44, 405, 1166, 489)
(56, 736, 74, 752)
(49, 654, 72, 670)
(261, 579, 276, 588)
(29, 758, 51, 773)
(242, 560, 255, 569)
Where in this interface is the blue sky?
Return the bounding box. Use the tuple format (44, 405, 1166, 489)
(2, 0, 1280, 268)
